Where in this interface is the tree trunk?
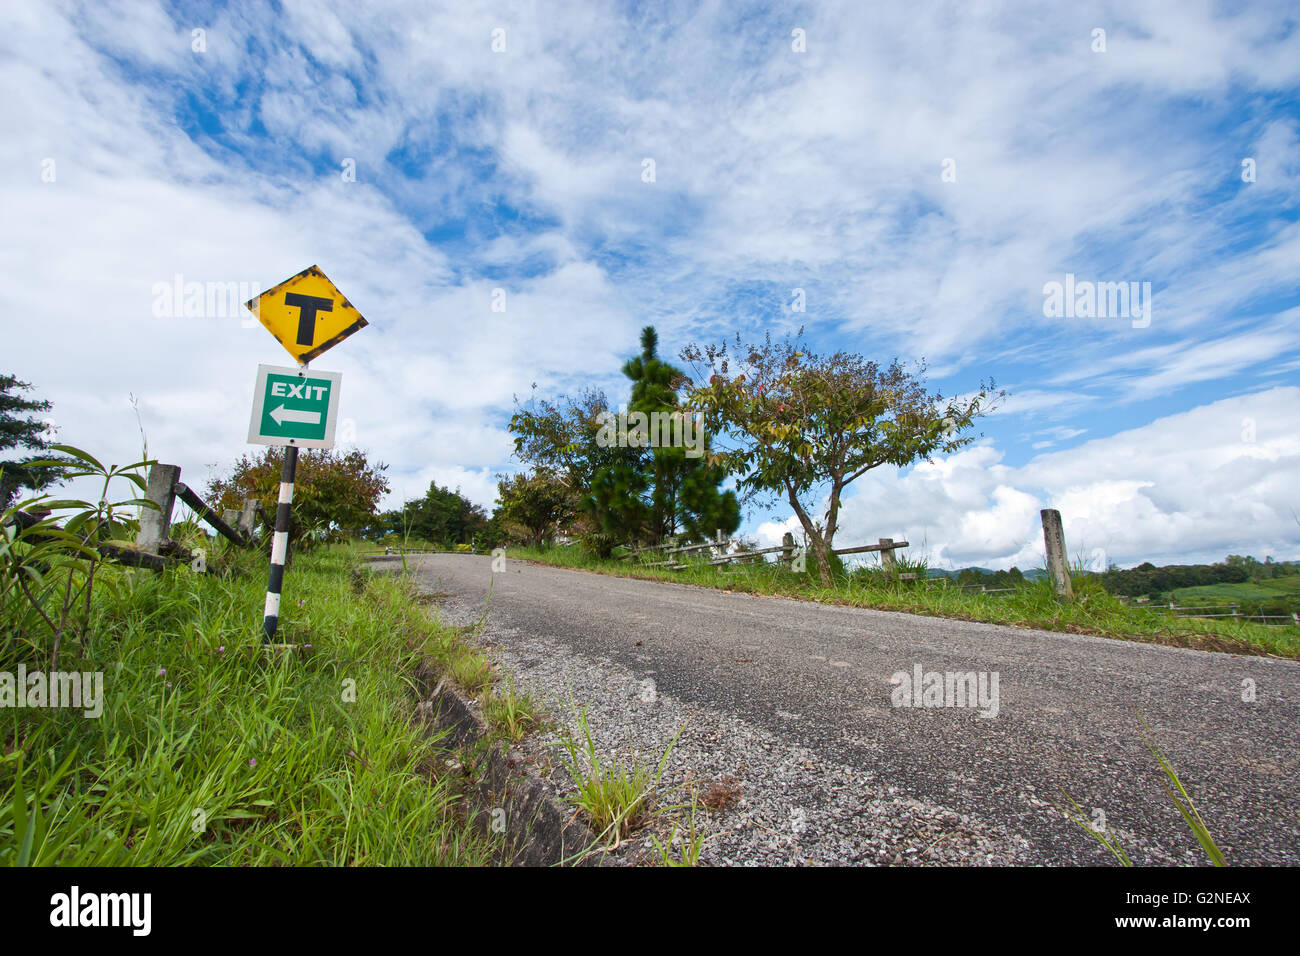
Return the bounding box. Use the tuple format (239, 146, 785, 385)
(787, 488, 833, 586)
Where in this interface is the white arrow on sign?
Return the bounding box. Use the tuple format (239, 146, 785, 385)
(270, 404, 321, 426)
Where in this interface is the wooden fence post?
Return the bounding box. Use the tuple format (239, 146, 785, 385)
(138, 463, 181, 552)
(781, 531, 795, 564)
(1040, 508, 1074, 599)
(879, 538, 896, 573)
(173, 482, 245, 545)
(238, 498, 259, 538)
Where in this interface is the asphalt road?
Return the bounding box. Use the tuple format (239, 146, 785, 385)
(405, 554, 1300, 865)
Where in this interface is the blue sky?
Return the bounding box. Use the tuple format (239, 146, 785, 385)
(3, 0, 1299, 570)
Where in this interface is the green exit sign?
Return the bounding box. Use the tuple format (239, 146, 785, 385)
(248, 364, 342, 449)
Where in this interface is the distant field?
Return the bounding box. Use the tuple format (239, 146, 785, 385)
(1170, 574, 1300, 612)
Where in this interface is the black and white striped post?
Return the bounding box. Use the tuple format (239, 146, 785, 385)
(263, 442, 298, 641)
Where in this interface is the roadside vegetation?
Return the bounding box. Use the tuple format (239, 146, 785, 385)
(504, 543, 1300, 659)
(1, 544, 497, 864)
(552, 704, 696, 862)
(1168, 574, 1300, 619)
(478, 330, 1297, 660)
(1, 441, 501, 864)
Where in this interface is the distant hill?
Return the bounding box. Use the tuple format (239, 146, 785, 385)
(928, 566, 1047, 581)
(928, 566, 993, 578)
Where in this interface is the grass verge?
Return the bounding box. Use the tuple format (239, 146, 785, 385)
(1, 545, 496, 865)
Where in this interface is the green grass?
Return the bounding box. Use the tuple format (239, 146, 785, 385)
(1059, 711, 1226, 866)
(555, 705, 681, 850)
(481, 679, 546, 743)
(1, 545, 497, 865)
(507, 544, 1300, 659)
(445, 644, 494, 695)
(650, 788, 708, 867)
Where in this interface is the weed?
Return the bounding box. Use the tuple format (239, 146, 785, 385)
(651, 788, 708, 866)
(0, 543, 496, 865)
(1058, 710, 1225, 866)
(699, 774, 742, 811)
(555, 705, 680, 848)
(446, 646, 494, 694)
(482, 680, 545, 742)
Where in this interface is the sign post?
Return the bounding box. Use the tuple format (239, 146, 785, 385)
(244, 266, 368, 642)
(264, 444, 298, 641)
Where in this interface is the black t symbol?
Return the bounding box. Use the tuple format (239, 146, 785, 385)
(284, 293, 334, 346)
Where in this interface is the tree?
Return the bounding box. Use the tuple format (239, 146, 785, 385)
(207, 448, 389, 547)
(509, 386, 615, 494)
(0, 374, 67, 507)
(378, 482, 488, 546)
(494, 469, 572, 548)
(681, 333, 999, 586)
(587, 326, 739, 545)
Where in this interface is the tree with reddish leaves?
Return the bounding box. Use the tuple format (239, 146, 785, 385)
(680, 333, 1000, 586)
(207, 447, 389, 548)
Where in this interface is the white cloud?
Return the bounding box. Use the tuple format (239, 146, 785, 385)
(815, 387, 1300, 569)
(2, 0, 1298, 559)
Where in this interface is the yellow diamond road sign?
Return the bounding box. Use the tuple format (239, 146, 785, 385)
(245, 265, 368, 364)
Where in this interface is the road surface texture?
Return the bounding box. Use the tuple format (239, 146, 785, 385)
(401, 554, 1300, 866)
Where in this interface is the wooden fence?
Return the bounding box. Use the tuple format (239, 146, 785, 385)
(1160, 603, 1299, 626)
(621, 531, 912, 574)
(4, 462, 263, 574)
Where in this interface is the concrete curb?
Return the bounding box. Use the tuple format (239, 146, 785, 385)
(412, 659, 607, 867)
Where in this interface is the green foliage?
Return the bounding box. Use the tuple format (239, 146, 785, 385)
(1091, 555, 1300, 615)
(2, 445, 155, 668)
(1170, 576, 1300, 617)
(481, 679, 545, 742)
(555, 704, 680, 849)
(578, 530, 620, 560)
(377, 482, 488, 548)
(1101, 560, 1250, 599)
(494, 469, 573, 548)
(806, 548, 848, 582)
(952, 566, 1027, 588)
(445, 644, 493, 694)
(0, 547, 495, 866)
(207, 447, 390, 548)
(680, 333, 998, 585)
(507, 386, 616, 494)
(1059, 711, 1225, 867)
(650, 791, 708, 867)
(584, 326, 740, 547)
(0, 374, 69, 507)
(582, 454, 652, 543)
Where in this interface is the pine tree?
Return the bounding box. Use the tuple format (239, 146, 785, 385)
(584, 327, 739, 545)
(0, 374, 64, 507)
